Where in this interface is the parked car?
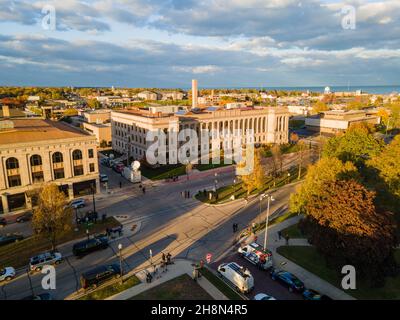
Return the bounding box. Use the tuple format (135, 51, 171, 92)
(113, 163, 125, 173)
(217, 262, 254, 293)
(21, 293, 53, 300)
(253, 293, 276, 300)
(0, 234, 24, 247)
(99, 174, 108, 183)
(77, 211, 98, 224)
(0, 267, 16, 282)
(16, 212, 33, 223)
(72, 236, 109, 257)
(69, 199, 86, 209)
(0, 217, 6, 228)
(29, 251, 63, 272)
(238, 242, 273, 270)
(270, 269, 305, 293)
(100, 158, 108, 166)
(80, 264, 121, 289)
(302, 289, 332, 300)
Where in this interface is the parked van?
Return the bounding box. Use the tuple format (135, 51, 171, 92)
(80, 264, 121, 289)
(238, 242, 273, 270)
(217, 262, 254, 293)
(29, 252, 63, 272)
(72, 236, 109, 257)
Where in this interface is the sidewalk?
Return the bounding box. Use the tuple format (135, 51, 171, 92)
(107, 259, 228, 300)
(256, 216, 356, 300)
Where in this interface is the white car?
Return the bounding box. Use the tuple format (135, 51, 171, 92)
(0, 267, 16, 282)
(69, 199, 86, 209)
(253, 293, 277, 300)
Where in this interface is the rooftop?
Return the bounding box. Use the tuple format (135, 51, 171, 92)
(0, 118, 91, 146)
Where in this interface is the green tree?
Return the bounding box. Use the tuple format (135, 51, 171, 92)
(322, 123, 383, 165)
(300, 179, 398, 287)
(32, 184, 73, 251)
(368, 135, 400, 196)
(87, 99, 102, 109)
(290, 157, 358, 214)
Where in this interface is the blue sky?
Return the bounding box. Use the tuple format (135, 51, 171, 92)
(0, 0, 399, 88)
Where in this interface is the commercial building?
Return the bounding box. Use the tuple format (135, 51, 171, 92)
(0, 117, 99, 215)
(305, 110, 381, 134)
(83, 109, 111, 124)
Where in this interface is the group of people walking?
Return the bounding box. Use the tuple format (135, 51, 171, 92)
(181, 190, 191, 198)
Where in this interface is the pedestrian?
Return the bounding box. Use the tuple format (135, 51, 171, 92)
(285, 234, 290, 245)
(162, 252, 166, 263)
(142, 187, 146, 194)
(232, 223, 236, 233)
(167, 252, 172, 265)
(278, 230, 282, 240)
(119, 181, 122, 188)
(187, 190, 190, 198)
(106, 227, 110, 237)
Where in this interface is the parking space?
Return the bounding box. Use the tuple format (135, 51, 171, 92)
(211, 252, 303, 300)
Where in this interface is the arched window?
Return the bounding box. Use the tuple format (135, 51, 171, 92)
(72, 150, 83, 160)
(52, 152, 63, 163)
(6, 157, 19, 170)
(30, 155, 42, 167)
(6, 157, 21, 187)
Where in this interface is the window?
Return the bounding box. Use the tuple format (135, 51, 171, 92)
(8, 175, 21, 188)
(30, 155, 42, 166)
(6, 157, 19, 170)
(74, 165, 84, 176)
(72, 149, 83, 160)
(52, 152, 63, 163)
(88, 149, 94, 158)
(89, 163, 95, 172)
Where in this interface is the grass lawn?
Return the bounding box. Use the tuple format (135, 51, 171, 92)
(0, 217, 121, 269)
(131, 274, 213, 300)
(277, 246, 400, 300)
(79, 275, 140, 300)
(140, 164, 186, 181)
(280, 223, 306, 239)
(199, 267, 243, 300)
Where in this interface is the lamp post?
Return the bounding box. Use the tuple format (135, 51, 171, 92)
(86, 217, 90, 240)
(91, 183, 96, 213)
(232, 178, 237, 194)
(287, 172, 291, 184)
(263, 194, 275, 249)
(118, 243, 123, 278)
(259, 193, 267, 225)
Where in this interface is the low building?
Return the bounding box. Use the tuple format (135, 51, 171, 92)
(287, 105, 313, 116)
(83, 109, 111, 124)
(0, 117, 99, 216)
(137, 91, 161, 101)
(305, 110, 381, 134)
(82, 122, 112, 147)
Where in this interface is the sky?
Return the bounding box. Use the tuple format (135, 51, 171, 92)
(0, 0, 399, 88)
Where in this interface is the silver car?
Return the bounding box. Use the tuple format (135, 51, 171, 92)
(0, 267, 16, 282)
(29, 252, 63, 272)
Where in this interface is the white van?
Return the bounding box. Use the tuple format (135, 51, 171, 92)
(217, 262, 254, 293)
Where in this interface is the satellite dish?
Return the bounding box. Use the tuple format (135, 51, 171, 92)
(132, 161, 141, 171)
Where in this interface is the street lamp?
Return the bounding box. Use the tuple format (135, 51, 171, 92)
(287, 172, 291, 184)
(263, 194, 275, 249)
(86, 228, 89, 240)
(118, 243, 123, 278)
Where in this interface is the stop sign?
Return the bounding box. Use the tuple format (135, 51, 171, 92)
(206, 253, 212, 263)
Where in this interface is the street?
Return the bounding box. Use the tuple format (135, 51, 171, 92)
(0, 162, 302, 300)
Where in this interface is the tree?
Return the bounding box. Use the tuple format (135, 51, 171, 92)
(311, 101, 328, 114)
(87, 99, 102, 109)
(240, 149, 265, 195)
(63, 108, 78, 117)
(289, 132, 299, 144)
(300, 179, 398, 286)
(270, 144, 282, 185)
(289, 157, 358, 214)
(32, 184, 73, 251)
(296, 140, 309, 180)
(368, 135, 400, 196)
(322, 123, 383, 165)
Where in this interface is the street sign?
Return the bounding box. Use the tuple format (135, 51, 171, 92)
(206, 253, 212, 264)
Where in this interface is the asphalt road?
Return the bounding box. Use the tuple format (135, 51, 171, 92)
(0, 161, 302, 300)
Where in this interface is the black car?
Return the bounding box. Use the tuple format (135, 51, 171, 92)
(80, 264, 121, 289)
(77, 211, 98, 224)
(21, 293, 53, 300)
(0, 217, 6, 228)
(0, 234, 24, 247)
(302, 289, 333, 300)
(270, 269, 305, 293)
(16, 212, 33, 223)
(72, 236, 109, 257)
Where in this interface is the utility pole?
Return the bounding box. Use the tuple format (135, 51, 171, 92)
(263, 194, 275, 249)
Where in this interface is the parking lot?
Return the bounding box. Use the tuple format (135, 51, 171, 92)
(211, 252, 303, 300)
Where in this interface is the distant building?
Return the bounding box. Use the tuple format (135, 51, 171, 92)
(82, 122, 112, 147)
(83, 109, 111, 124)
(287, 105, 313, 116)
(305, 110, 381, 134)
(137, 91, 161, 101)
(161, 91, 185, 101)
(0, 116, 99, 216)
